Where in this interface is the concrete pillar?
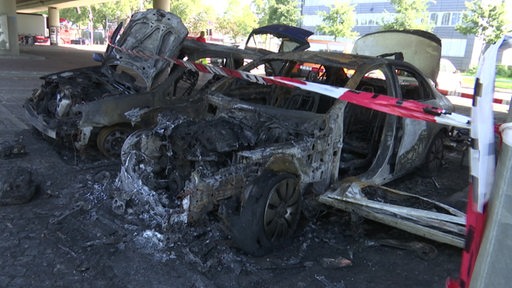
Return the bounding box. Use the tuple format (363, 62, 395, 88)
(153, 0, 170, 11)
(0, 0, 19, 56)
(48, 7, 59, 46)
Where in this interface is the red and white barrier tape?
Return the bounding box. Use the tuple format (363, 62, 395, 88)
(111, 43, 471, 129)
(438, 88, 510, 105)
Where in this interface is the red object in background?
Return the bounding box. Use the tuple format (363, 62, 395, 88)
(34, 35, 49, 44)
(196, 31, 206, 43)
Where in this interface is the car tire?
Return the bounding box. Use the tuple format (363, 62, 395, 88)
(419, 132, 445, 177)
(97, 125, 133, 158)
(230, 170, 302, 256)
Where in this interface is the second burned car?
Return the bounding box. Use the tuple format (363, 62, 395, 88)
(116, 47, 455, 256)
(24, 9, 189, 158)
(23, 9, 268, 158)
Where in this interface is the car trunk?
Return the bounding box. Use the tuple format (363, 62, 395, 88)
(352, 30, 442, 81)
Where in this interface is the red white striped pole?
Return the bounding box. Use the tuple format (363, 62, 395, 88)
(446, 36, 504, 288)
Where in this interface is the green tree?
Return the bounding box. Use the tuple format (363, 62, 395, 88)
(317, 2, 358, 40)
(170, 0, 194, 23)
(59, 7, 89, 28)
(253, 0, 270, 27)
(59, 0, 151, 30)
(59, 0, 217, 40)
(455, 0, 509, 45)
(187, 10, 214, 36)
(170, 0, 215, 35)
(92, 0, 149, 28)
(253, 0, 301, 27)
(267, 0, 301, 26)
(381, 0, 432, 31)
(215, 0, 258, 43)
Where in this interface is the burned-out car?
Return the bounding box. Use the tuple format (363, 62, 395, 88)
(24, 9, 188, 158)
(23, 10, 266, 158)
(116, 48, 455, 256)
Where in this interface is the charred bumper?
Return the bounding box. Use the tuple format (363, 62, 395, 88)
(24, 99, 57, 139)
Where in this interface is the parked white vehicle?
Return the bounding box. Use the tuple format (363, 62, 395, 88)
(437, 58, 463, 92)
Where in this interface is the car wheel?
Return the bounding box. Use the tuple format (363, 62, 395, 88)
(420, 132, 445, 176)
(306, 70, 319, 81)
(230, 170, 302, 256)
(97, 125, 133, 158)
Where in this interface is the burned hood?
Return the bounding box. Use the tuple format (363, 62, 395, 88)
(352, 30, 441, 81)
(106, 9, 188, 89)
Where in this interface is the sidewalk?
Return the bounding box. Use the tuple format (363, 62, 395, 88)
(1, 44, 103, 71)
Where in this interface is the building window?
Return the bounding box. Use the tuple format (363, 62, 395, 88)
(442, 39, 467, 57)
(356, 13, 391, 26)
(429, 12, 462, 27)
(430, 13, 438, 25)
(441, 12, 451, 26)
(450, 12, 461, 26)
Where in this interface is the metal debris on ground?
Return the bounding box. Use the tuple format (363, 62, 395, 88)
(49, 201, 87, 224)
(320, 256, 353, 269)
(0, 136, 27, 159)
(315, 274, 346, 288)
(365, 239, 438, 260)
(319, 183, 466, 248)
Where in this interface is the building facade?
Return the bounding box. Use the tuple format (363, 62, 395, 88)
(301, 0, 485, 70)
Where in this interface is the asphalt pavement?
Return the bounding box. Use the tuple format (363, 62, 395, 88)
(0, 44, 204, 288)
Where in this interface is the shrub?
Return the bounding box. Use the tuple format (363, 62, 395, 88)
(496, 65, 512, 78)
(465, 66, 478, 75)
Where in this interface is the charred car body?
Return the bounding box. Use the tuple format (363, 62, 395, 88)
(24, 9, 188, 158)
(117, 48, 454, 255)
(23, 10, 267, 158)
